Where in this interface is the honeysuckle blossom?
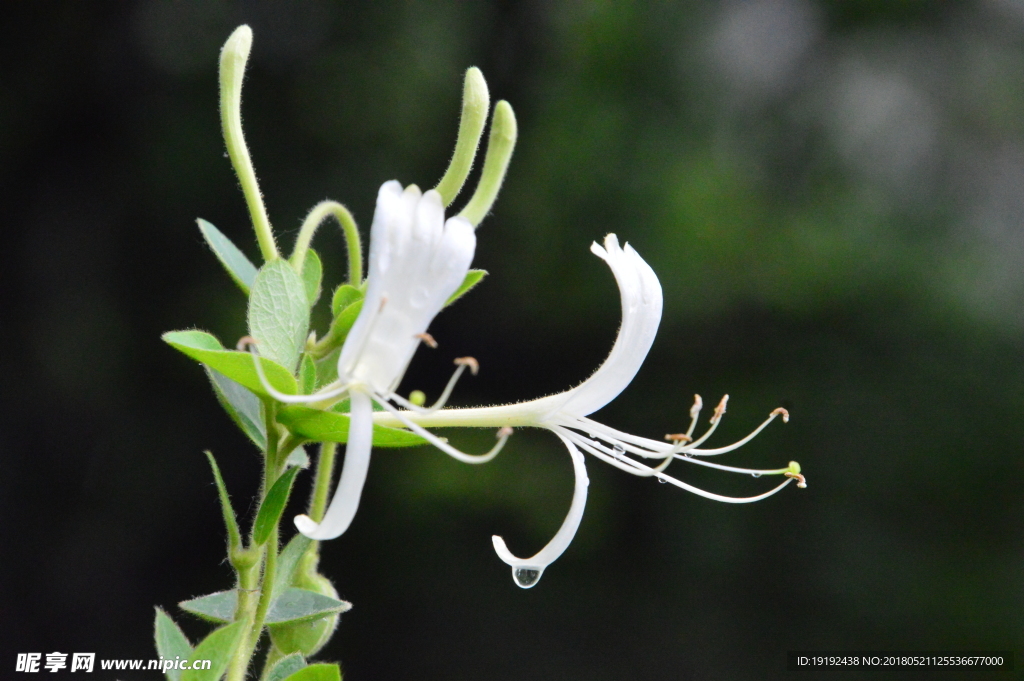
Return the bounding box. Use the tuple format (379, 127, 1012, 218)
(253, 180, 511, 540)
(374, 234, 805, 588)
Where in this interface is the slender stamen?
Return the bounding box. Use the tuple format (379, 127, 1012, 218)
(387, 360, 472, 414)
(566, 430, 797, 503)
(785, 471, 807, 488)
(685, 407, 789, 456)
(454, 356, 479, 375)
(378, 399, 510, 464)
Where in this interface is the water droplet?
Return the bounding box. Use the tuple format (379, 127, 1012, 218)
(587, 432, 597, 439)
(612, 444, 625, 457)
(410, 284, 431, 308)
(751, 472, 761, 478)
(512, 567, 542, 589)
(657, 477, 667, 484)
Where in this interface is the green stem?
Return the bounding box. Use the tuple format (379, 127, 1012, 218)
(226, 556, 263, 681)
(220, 25, 278, 262)
(310, 442, 337, 523)
(290, 201, 362, 286)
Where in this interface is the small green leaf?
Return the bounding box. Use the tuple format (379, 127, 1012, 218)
(267, 588, 351, 625)
(180, 620, 246, 681)
(253, 467, 301, 546)
(272, 534, 313, 601)
(266, 654, 307, 681)
(207, 367, 266, 449)
(204, 451, 242, 555)
(331, 283, 363, 317)
(163, 330, 297, 399)
(286, 445, 310, 469)
(314, 348, 340, 387)
(281, 663, 341, 681)
(179, 590, 237, 623)
(446, 269, 487, 306)
(248, 259, 311, 372)
(300, 248, 323, 306)
(154, 608, 193, 681)
(277, 405, 426, 448)
(317, 299, 362, 356)
(197, 218, 258, 294)
(299, 355, 317, 395)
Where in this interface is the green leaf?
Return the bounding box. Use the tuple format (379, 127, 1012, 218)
(197, 218, 258, 294)
(179, 587, 349, 627)
(286, 445, 310, 469)
(180, 620, 246, 681)
(271, 534, 313, 601)
(204, 451, 241, 554)
(299, 354, 317, 395)
(277, 405, 426, 448)
(281, 664, 341, 681)
(248, 259, 311, 373)
(253, 467, 301, 546)
(266, 654, 307, 681)
(446, 269, 487, 306)
(331, 283, 363, 317)
(179, 590, 237, 623)
(207, 367, 266, 449)
(163, 330, 297, 399)
(314, 348, 340, 387)
(301, 248, 323, 306)
(154, 608, 193, 681)
(319, 300, 362, 354)
(267, 588, 351, 625)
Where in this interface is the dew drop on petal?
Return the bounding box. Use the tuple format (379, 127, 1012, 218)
(410, 284, 431, 308)
(657, 477, 666, 484)
(751, 472, 761, 478)
(512, 567, 542, 589)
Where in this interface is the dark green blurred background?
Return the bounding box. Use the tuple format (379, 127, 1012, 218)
(3, 2, 1023, 679)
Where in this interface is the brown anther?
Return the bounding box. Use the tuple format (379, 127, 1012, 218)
(664, 433, 693, 443)
(690, 394, 703, 419)
(771, 407, 790, 423)
(454, 356, 479, 376)
(415, 332, 438, 349)
(710, 394, 729, 424)
(236, 335, 258, 351)
(785, 472, 807, 489)
(497, 426, 513, 438)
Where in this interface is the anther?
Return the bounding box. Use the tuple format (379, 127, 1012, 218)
(771, 407, 790, 423)
(236, 335, 257, 351)
(711, 395, 729, 424)
(455, 356, 479, 376)
(415, 332, 438, 349)
(664, 433, 693, 443)
(784, 471, 807, 489)
(497, 426, 513, 438)
(690, 394, 703, 419)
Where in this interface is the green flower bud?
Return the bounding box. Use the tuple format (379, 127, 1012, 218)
(268, 571, 340, 657)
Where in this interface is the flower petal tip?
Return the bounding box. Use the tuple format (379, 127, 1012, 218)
(294, 514, 325, 539)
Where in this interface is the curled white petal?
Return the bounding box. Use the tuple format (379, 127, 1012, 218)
(491, 432, 590, 588)
(554, 233, 662, 417)
(294, 391, 374, 540)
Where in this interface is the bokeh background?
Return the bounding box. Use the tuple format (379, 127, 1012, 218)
(3, 1, 1023, 679)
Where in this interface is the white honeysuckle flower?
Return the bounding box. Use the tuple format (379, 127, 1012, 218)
(374, 233, 804, 588)
(254, 180, 511, 540)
